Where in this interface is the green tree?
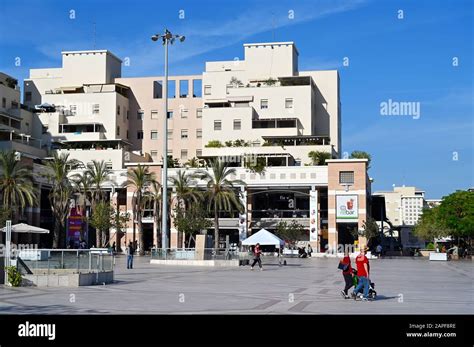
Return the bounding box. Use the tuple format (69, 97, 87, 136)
(169, 170, 202, 207)
(437, 190, 474, 239)
(88, 201, 130, 247)
(125, 165, 157, 255)
(167, 155, 180, 168)
(0, 150, 37, 226)
(275, 220, 304, 248)
(44, 152, 79, 248)
(308, 151, 331, 165)
(349, 150, 372, 169)
(413, 206, 449, 240)
(173, 204, 212, 247)
(354, 217, 380, 241)
(197, 160, 245, 249)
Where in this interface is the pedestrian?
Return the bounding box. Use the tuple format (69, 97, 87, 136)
(375, 244, 382, 258)
(352, 246, 370, 301)
(339, 250, 353, 299)
(126, 241, 134, 269)
(250, 243, 263, 271)
(306, 243, 313, 257)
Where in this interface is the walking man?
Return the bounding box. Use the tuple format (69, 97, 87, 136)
(352, 247, 370, 301)
(126, 241, 134, 269)
(250, 243, 263, 271)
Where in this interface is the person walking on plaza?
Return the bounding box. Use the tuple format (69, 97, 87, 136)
(306, 243, 313, 257)
(352, 247, 370, 301)
(339, 250, 353, 299)
(126, 241, 134, 269)
(250, 243, 263, 271)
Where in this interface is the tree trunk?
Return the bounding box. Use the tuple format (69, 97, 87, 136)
(52, 218, 61, 249)
(96, 228, 101, 248)
(138, 210, 144, 255)
(214, 207, 219, 249)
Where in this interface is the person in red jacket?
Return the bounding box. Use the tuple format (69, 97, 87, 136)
(250, 243, 263, 271)
(340, 250, 353, 299)
(352, 247, 370, 301)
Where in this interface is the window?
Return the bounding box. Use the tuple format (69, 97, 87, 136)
(339, 171, 354, 184)
(151, 131, 158, 140)
(196, 108, 202, 118)
(196, 129, 202, 138)
(285, 98, 293, 109)
(167, 80, 176, 98)
(116, 126, 120, 136)
(105, 162, 113, 170)
(167, 129, 173, 140)
(11, 101, 18, 109)
(137, 131, 143, 139)
(196, 149, 202, 157)
(151, 110, 158, 119)
(137, 110, 144, 120)
(117, 105, 120, 115)
(123, 106, 126, 122)
(181, 129, 188, 139)
(150, 150, 158, 161)
(126, 130, 129, 139)
(92, 104, 100, 114)
(153, 80, 163, 98)
(181, 109, 188, 118)
(214, 120, 222, 131)
(1, 98, 5, 108)
(179, 80, 189, 98)
(70, 105, 77, 116)
(180, 149, 188, 160)
(260, 99, 268, 109)
(167, 111, 173, 119)
(204, 85, 212, 95)
(126, 109, 129, 119)
(233, 119, 241, 130)
(193, 79, 202, 97)
(25, 92, 32, 102)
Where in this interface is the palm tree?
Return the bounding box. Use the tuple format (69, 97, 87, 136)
(0, 150, 37, 240)
(144, 181, 161, 248)
(308, 151, 331, 165)
(185, 157, 204, 168)
(72, 172, 93, 244)
(125, 165, 157, 255)
(44, 152, 79, 248)
(197, 160, 245, 249)
(85, 160, 111, 207)
(169, 170, 202, 207)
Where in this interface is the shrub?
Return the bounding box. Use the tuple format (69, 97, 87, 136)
(6, 266, 22, 287)
(426, 242, 435, 250)
(205, 140, 223, 148)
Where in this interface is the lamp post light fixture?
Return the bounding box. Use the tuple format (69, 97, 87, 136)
(151, 29, 185, 250)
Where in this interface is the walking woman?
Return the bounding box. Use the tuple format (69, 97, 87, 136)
(340, 250, 353, 299)
(250, 243, 263, 271)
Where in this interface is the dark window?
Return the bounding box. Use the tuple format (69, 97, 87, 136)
(339, 171, 354, 184)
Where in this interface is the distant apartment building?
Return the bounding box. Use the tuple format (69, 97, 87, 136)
(17, 41, 371, 253)
(373, 186, 426, 249)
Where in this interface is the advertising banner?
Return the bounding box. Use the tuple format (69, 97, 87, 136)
(336, 195, 358, 221)
(309, 190, 318, 241)
(67, 207, 83, 247)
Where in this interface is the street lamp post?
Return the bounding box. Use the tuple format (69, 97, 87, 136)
(151, 30, 185, 249)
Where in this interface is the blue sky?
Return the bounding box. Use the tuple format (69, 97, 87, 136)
(0, 0, 472, 198)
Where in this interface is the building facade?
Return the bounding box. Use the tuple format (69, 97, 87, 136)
(13, 41, 371, 253)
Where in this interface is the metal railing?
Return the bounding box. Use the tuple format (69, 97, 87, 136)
(150, 248, 245, 261)
(14, 249, 114, 275)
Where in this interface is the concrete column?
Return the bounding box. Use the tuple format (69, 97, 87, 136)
(238, 187, 247, 245)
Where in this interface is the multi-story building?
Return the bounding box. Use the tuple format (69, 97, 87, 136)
(373, 186, 426, 249)
(19, 42, 371, 253)
(0, 72, 51, 244)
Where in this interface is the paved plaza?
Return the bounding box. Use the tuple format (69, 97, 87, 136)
(0, 256, 472, 314)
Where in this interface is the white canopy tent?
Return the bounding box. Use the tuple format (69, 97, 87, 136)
(2, 223, 50, 234)
(242, 228, 285, 248)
